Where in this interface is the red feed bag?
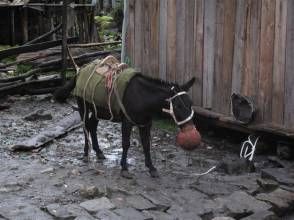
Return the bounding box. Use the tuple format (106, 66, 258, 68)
(176, 124, 201, 151)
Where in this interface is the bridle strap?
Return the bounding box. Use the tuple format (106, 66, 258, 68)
(162, 91, 194, 126)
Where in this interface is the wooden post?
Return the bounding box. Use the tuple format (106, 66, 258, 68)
(22, 8, 28, 43)
(61, 0, 68, 80)
(121, 0, 129, 62)
(10, 9, 15, 46)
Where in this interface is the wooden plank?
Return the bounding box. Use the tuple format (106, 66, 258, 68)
(149, 0, 159, 78)
(193, 0, 204, 106)
(184, 0, 195, 96)
(212, 0, 224, 112)
(285, 0, 294, 129)
(193, 106, 294, 139)
(10, 9, 15, 45)
(175, 0, 186, 84)
(257, 0, 275, 123)
(127, 0, 135, 66)
(272, 0, 287, 125)
(166, 0, 177, 82)
(220, 0, 236, 114)
(0, 38, 78, 60)
(22, 8, 28, 43)
(203, 0, 216, 109)
(232, 0, 247, 95)
(134, 0, 143, 70)
(159, 0, 167, 80)
(242, 0, 261, 99)
(142, 0, 151, 76)
(121, 0, 129, 63)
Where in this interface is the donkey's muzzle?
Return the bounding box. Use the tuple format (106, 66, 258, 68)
(176, 124, 201, 151)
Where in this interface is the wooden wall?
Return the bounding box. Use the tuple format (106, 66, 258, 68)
(125, 0, 294, 131)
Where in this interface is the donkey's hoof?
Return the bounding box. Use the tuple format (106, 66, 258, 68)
(120, 170, 134, 179)
(96, 152, 106, 160)
(149, 169, 159, 178)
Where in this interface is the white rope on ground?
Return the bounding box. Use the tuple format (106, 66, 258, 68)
(240, 135, 259, 161)
(190, 165, 217, 177)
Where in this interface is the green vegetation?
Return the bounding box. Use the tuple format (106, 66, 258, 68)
(16, 64, 33, 75)
(153, 117, 177, 132)
(95, 1, 123, 46)
(95, 15, 114, 29)
(111, 1, 124, 31)
(2, 56, 16, 64)
(65, 70, 76, 79)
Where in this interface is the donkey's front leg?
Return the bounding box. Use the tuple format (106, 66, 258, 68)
(120, 118, 133, 179)
(139, 123, 159, 178)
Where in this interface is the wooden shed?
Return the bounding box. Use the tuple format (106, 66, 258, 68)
(0, 0, 99, 45)
(124, 0, 294, 139)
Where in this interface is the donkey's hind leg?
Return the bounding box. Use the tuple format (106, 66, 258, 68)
(88, 113, 106, 160)
(76, 98, 91, 161)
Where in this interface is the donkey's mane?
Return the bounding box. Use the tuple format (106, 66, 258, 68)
(138, 73, 179, 89)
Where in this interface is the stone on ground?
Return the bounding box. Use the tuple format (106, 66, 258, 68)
(256, 188, 294, 216)
(80, 197, 115, 213)
(125, 195, 156, 210)
(143, 210, 174, 220)
(211, 217, 235, 220)
(214, 191, 272, 219)
(46, 203, 92, 219)
(79, 185, 107, 199)
(167, 205, 202, 220)
(0, 204, 53, 220)
(114, 207, 152, 220)
(257, 178, 279, 192)
(95, 209, 121, 220)
(261, 168, 294, 186)
(242, 210, 279, 220)
(140, 191, 171, 211)
(74, 215, 97, 220)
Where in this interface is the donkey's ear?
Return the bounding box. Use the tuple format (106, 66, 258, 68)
(181, 77, 195, 91)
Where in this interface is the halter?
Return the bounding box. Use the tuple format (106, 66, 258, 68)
(162, 90, 194, 126)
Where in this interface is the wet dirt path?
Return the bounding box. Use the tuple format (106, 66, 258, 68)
(0, 95, 293, 220)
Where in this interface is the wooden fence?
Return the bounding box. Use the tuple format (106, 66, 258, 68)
(125, 0, 294, 134)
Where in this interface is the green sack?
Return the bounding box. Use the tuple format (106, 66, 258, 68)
(73, 59, 137, 119)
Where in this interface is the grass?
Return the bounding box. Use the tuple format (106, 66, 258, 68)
(153, 117, 177, 133)
(16, 64, 33, 75)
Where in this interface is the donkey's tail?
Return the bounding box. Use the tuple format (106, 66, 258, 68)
(53, 76, 76, 102)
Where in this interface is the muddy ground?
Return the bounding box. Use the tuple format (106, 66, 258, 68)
(0, 95, 293, 220)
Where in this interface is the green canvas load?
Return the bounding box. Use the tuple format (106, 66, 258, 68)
(73, 56, 137, 120)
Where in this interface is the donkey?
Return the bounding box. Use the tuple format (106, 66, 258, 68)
(55, 73, 197, 178)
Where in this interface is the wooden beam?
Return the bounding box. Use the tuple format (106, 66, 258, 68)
(38, 49, 121, 68)
(24, 24, 62, 45)
(0, 37, 78, 60)
(193, 106, 294, 140)
(68, 41, 121, 48)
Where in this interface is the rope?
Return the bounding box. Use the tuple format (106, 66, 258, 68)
(190, 166, 217, 177)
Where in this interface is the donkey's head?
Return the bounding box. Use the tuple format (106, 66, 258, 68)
(163, 77, 201, 150)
